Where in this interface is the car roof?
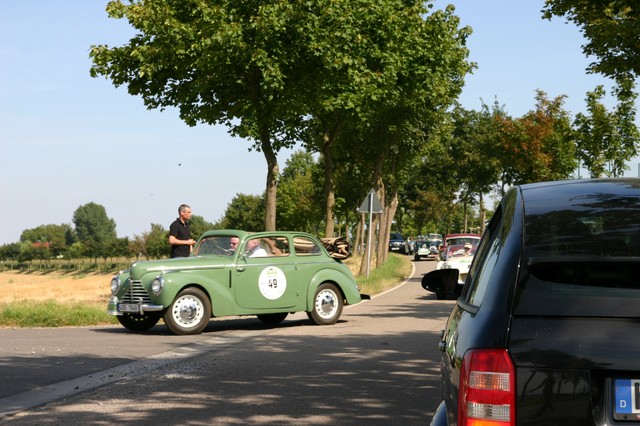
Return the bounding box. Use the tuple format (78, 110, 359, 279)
(199, 229, 319, 240)
(519, 178, 640, 229)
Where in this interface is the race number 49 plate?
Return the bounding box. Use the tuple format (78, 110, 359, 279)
(614, 379, 640, 421)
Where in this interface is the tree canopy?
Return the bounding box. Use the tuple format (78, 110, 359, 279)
(574, 77, 639, 177)
(90, 0, 473, 235)
(543, 0, 640, 79)
(72, 202, 117, 259)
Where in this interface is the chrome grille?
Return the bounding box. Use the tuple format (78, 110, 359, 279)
(120, 280, 152, 304)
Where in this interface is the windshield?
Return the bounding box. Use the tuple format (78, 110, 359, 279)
(193, 236, 237, 256)
(446, 244, 476, 258)
(446, 236, 479, 246)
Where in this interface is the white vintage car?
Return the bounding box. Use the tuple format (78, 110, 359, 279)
(436, 243, 476, 289)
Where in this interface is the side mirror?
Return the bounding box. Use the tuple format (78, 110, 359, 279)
(421, 269, 462, 298)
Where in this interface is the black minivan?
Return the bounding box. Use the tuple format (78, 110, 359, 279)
(422, 178, 640, 425)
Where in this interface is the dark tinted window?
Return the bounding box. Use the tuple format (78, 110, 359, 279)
(515, 181, 640, 317)
(523, 181, 640, 259)
(463, 206, 503, 306)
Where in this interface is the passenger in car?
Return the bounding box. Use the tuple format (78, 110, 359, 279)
(245, 238, 268, 257)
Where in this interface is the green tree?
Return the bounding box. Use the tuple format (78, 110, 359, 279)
(67, 242, 85, 261)
(90, 0, 472, 238)
(20, 224, 75, 258)
(129, 234, 146, 260)
(574, 78, 640, 177)
(299, 2, 473, 240)
(17, 242, 37, 264)
(188, 215, 218, 241)
(543, 0, 640, 79)
(363, 4, 472, 264)
(90, 0, 313, 231)
(276, 151, 324, 233)
(221, 194, 265, 232)
(109, 237, 132, 262)
(0, 243, 21, 262)
(144, 223, 170, 259)
(445, 103, 502, 231)
(72, 202, 117, 260)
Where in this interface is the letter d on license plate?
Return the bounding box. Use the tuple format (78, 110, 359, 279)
(614, 379, 640, 421)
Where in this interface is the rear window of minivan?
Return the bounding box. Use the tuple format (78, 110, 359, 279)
(514, 197, 640, 317)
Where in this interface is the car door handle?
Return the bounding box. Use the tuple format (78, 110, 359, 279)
(237, 266, 246, 272)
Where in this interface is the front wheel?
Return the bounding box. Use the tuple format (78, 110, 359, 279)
(163, 287, 211, 335)
(117, 312, 160, 332)
(307, 283, 343, 325)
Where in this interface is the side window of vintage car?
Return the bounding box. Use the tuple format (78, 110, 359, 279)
(462, 205, 503, 306)
(293, 236, 321, 256)
(262, 236, 290, 256)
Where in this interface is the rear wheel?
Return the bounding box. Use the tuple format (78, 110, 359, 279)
(307, 283, 343, 325)
(117, 312, 160, 332)
(163, 287, 211, 335)
(257, 312, 288, 324)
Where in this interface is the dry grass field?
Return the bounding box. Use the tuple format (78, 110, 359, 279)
(0, 271, 112, 304)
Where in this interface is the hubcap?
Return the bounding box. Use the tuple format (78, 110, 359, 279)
(173, 295, 204, 326)
(316, 289, 337, 318)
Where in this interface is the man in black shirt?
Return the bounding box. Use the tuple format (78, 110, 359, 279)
(168, 204, 195, 258)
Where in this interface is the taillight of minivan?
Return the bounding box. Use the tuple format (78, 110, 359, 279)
(458, 348, 516, 426)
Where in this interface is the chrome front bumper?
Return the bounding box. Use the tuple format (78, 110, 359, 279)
(107, 296, 164, 316)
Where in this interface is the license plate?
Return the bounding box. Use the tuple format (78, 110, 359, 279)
(118, 303, 139, 313)
(614, 379, 640, 421)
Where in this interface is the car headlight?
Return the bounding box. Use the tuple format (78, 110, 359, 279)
(110, 276, 121, 295)
(151, 276, 165, 296)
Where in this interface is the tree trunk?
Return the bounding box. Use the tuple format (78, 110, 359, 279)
(479, 193, 486, 234)
(377, 182, 399, 268)
(373, 174, 387, 268)
(259, 129, 278, 231)
(322, 128, 336, 238)
(359, 215, 379, 276)
(463, 196, 468, 233)
(355, 213, 364, 255)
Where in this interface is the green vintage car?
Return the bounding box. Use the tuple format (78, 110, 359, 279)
(107, 230, 367, 335)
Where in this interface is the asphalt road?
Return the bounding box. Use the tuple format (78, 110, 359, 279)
(0, 258, 451, 425)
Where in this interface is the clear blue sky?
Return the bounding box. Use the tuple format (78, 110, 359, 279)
(1, 1, 638, 245)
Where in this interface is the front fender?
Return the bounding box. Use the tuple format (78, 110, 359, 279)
(152, 270, 234, 315)
(306, 268, 362, 308)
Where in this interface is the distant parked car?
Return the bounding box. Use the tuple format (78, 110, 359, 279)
(108, 230, 367, 335)
(422, 178, 640, 425)
(389, 232, 406, 253)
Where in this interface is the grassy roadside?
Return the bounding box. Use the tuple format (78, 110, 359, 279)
(0, 253, 412, 328)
